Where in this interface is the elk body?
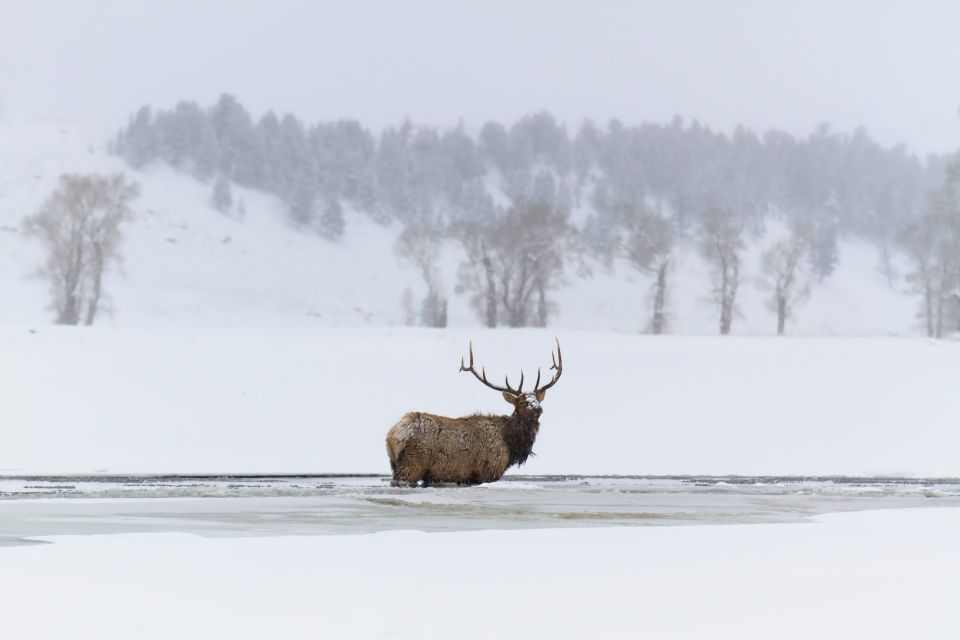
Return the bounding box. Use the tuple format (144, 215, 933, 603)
(386, 341, 563, 486)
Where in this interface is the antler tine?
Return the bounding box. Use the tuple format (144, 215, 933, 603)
(536, 338, 564, 392)
(459, 341, 475, 372)
(459, 341, 518, 395)
(504, 370, 524, 394)
(534, 367, 541, 390)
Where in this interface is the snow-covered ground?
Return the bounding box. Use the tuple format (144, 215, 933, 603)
(2, 507, 959, 639)
(2, 326, 959, 477)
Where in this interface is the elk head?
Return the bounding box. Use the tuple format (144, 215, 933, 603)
(458, 339, 563, 420)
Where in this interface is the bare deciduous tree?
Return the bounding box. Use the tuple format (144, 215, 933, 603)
(697, 207, 745, 335)
(23, 174, 139, 325)
(876, 240, 899, 289)
(456, 204, 571, 328)
(759, 227, 810, 335)
(455, 228, 498, 328)
(395, 220, 447, 327)
(899, 215, 958, 338)
(899, 160, 960, 338)
(616, 205, 675, 334)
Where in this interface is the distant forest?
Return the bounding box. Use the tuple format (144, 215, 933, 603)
(114, 94, 947, 238)
(111, 94, 959, 335)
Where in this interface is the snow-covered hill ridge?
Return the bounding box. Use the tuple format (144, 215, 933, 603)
(2, 326, 958, 477)
(0, 121, 920, 334)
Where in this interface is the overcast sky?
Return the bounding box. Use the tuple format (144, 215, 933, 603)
(2, 0, 959, 154)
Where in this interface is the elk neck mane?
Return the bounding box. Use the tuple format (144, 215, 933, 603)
(501, 410, 539, 467)
(460, 410, 539, 467)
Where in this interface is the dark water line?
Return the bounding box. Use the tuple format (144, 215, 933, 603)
(0, 537, 49, 548)
(2, 473, 960, 485)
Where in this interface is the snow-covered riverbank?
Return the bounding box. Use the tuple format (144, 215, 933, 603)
(2, 507, 958, 639)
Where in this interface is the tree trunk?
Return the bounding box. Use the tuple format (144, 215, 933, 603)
(650, 261, 668, 335)
(85, 269, 101, 326)
(536, 280, 548, 328)
(878, 243, 896, 288)
(481, 243, 497, 328)
(58, 293, 79, 325)
(777, 296, 786, 336)
(58, 238, 85, 325)
(719, 261, 739, 336)
(934, 293, 944, 339)
(85, 245, 104, 326)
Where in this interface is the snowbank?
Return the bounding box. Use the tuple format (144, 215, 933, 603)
(2, 327, 958, 476)
(1, 507, 959, 639)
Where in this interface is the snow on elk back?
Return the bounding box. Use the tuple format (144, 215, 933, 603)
(385, 340, 563, 486)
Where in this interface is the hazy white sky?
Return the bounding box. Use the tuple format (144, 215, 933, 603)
(2, 0, 959, 153)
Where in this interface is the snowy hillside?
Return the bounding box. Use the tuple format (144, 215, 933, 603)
(0, 121, 923, 335)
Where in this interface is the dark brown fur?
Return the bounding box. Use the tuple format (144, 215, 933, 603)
(386, 391, 545, 486)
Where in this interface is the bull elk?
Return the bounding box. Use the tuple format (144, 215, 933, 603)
(386, 340, 563, 486)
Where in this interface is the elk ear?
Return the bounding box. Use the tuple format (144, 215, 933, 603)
(502, 391, 518, 406)
(535, 389, 546, 402)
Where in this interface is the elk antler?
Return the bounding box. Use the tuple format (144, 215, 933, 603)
(459, 341, 525, 396)
(534, 338, 563, 393)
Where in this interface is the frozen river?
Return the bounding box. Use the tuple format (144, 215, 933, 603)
(3, 474, 960, 545)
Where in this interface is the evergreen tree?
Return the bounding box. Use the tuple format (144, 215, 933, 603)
(808, 218, 840, 282)
(211, 175, 233, 214)
(255, 111, 283, 193)
(208, 93, 257, 183)
(288, 176, 315, 226)
(319, 198, 345, 240)
(120, 106, 157, 168)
